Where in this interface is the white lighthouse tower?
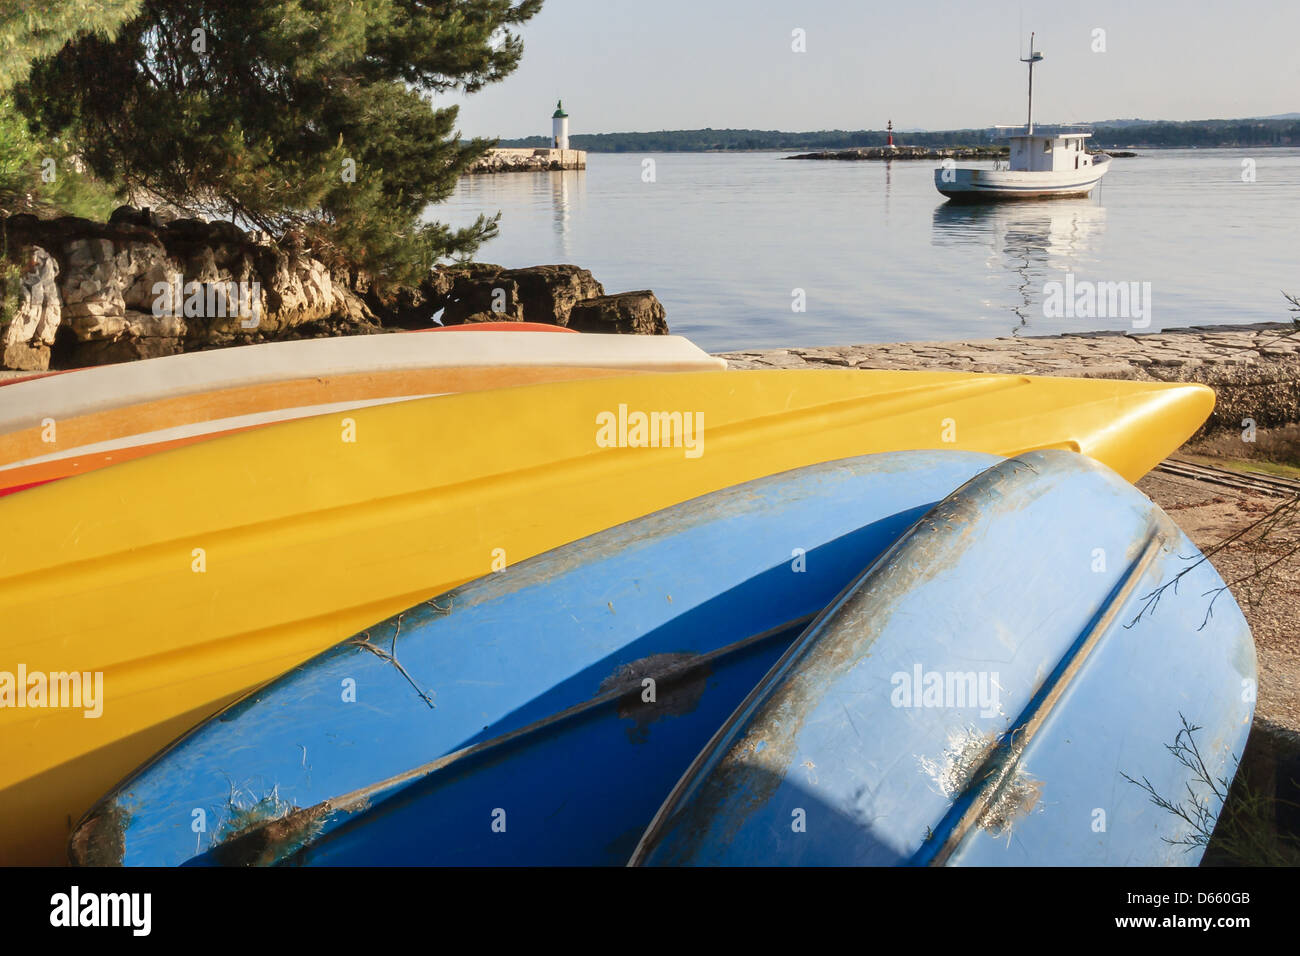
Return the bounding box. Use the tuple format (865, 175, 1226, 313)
(552, 100, 570, 150)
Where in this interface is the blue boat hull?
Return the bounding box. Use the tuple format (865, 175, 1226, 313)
(632, 451, 1257, 866)
(283, 632, 792, 865)
(71, 451, 1000, 866)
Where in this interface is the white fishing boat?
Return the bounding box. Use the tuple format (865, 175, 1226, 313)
(935, 34, 1111, 202)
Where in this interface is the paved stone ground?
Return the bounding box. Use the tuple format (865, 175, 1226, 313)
(718, 322, 1300, 434)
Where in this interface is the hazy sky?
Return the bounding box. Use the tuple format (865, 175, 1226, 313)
(441, 0, 1300, 138)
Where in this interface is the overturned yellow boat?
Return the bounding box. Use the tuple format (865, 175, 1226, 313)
(0, 368, 1213, 863)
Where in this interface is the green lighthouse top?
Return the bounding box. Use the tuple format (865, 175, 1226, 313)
(552, 100, 568, 118)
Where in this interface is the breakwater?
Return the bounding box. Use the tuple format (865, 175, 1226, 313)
(784, 145, 1008, 161)
(465, 148, 587, 174)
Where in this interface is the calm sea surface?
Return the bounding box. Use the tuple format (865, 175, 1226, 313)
(433, 148, 1300, 353)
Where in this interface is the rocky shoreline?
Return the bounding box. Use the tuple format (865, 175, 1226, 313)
(0, 211, 664, 371)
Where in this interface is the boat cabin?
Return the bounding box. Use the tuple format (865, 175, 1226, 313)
(1009, 132, 1097, 172)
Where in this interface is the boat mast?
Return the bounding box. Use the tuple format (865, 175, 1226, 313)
(1021, 33, 1043, 134)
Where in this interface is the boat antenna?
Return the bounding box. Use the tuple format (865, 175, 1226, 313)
(1020, 32, 1043, 133)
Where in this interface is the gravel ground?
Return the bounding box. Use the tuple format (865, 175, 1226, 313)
(1137, 469, 1300, 734)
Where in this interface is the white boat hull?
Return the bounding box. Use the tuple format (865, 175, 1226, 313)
(0, 330, 726, 434)
(935, 156, 1111, 201)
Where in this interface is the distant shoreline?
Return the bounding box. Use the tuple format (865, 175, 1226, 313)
(495, 143, 1298, 155)
(471, 144, 1278, 159)
(495, 118, 1299, 154)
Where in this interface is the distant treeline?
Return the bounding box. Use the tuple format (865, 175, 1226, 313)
(500, 119, 1300, 152)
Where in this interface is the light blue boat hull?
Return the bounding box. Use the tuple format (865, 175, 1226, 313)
(71, 451, 1000, 866)
(632, 450, 1257, 866)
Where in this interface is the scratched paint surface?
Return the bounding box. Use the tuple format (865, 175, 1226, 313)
(632, 450, 1256, 866)
(73, 451, 999, 866)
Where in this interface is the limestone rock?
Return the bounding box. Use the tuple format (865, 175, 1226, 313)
(567, 291, 669, 335)
(60, 237, 129, 339)
(2, 247, 62, 370)
(3, 213, 384, 364)
(436, 264, 603, 327)
(439, 265, 521, 325)
(2, 213, 660, 371)
(121, 243, 181, 312)
(509, 265, 603, 327)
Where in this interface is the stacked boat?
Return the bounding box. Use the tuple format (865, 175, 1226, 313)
(0, 326, 1255, 866)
